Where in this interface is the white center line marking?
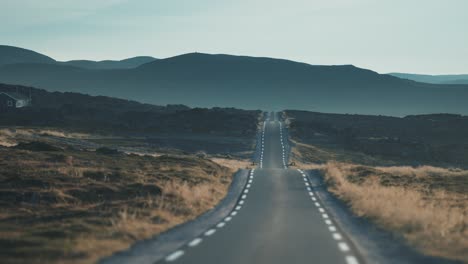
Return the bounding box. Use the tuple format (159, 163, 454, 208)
(322, 213, 329, 219)
(188, 238, 203, 247)
(329, 226, 337, 232)
(235, 206, 242, 210)
(239, 200, 245, 205)
(216, 222, 226, 228)
(204, 229, 216, 236)
(325, 219, 333, 225)
(242, 194, 247, 199)
(165, 250, 184, 262)
(225, 216, 232, 222)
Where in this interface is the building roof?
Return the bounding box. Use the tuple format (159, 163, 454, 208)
(0, 92, 30, 101)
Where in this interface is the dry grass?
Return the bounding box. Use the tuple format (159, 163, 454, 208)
(0, 127, 92, 147)
(0, 145, 233, 264)
(319, 161, 468, 262)
(0, 127, 89, 139)
(0, 129, 18, 146)
(210, 158, 252, 171)
(290, 138, 402, 167)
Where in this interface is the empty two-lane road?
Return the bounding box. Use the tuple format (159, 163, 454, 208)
(160, 114, 361, 264)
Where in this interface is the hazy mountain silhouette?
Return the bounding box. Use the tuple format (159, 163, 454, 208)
(0, 45, 55, 66)
(390, 72, 468, 85)
(1, 47, 468, 116)
(0, 45, 155, 69)
(60, 56, 157, 69)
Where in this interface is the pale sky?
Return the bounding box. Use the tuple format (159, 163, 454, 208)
(1, 0, 467, 74)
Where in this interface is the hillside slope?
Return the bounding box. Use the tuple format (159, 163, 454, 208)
(0, 45, 155, 69)
(390, 72, 468, 85)
(0, 45, 55, 66)
(60, 56, 157, 69)
(1, 50, 468, 116)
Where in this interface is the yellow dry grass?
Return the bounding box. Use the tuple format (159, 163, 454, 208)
(319, 161, 468, 262)
(210, 158, 252, 171)
(0, 147, 234, 264)
(0, 127, 90, 141)
(0, 129, 18, 146)
(374, 165, 468, 178)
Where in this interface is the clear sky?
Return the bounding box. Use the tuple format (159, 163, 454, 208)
(1, 0, 467, 74)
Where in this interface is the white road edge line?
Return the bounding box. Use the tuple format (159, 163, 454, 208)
(188, 238, 203, 247)
(346, 256, 360, 264)
(332, 233, 343, 240)
(165, 250, 184, 262)
(338, 242, 350, 252)
(204, 229, 216, 236)
(297, 170, 360, 264)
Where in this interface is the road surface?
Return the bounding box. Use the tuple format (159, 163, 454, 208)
(159, 112, 362, 264)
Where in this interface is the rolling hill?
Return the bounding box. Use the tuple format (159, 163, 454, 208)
(59, 56, 157, 69)
(0, 45, 155, 69)
(0, 45, 55, 66)
(1, 46, 468, 116)
(389, 72, 468, 85)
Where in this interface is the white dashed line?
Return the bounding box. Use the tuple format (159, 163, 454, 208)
(298, 170, 356, 262)
(225, 216, 232, 222)
(338, 242, 350, 252)
(332, 233, 343, 240)
(216, 222, 226, 228)
(204, 229, 216, 236)
(346, 256, 360, 264)
(188, 238, 203, 247)
(165, 250, 184, 262)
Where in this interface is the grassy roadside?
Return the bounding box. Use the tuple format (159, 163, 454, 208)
(291, 142, 468, 263)
(0, 141, 250, 264)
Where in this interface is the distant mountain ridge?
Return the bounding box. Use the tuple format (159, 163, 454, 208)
(389, 72, 468, 85)
(0, 46, 468, 116)
(0, 45, 55, 66)
(60, 56, 157, 69)
(0, 45, 156, 69)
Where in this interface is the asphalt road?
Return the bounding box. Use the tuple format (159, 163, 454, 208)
(159, 113, 361, 264)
